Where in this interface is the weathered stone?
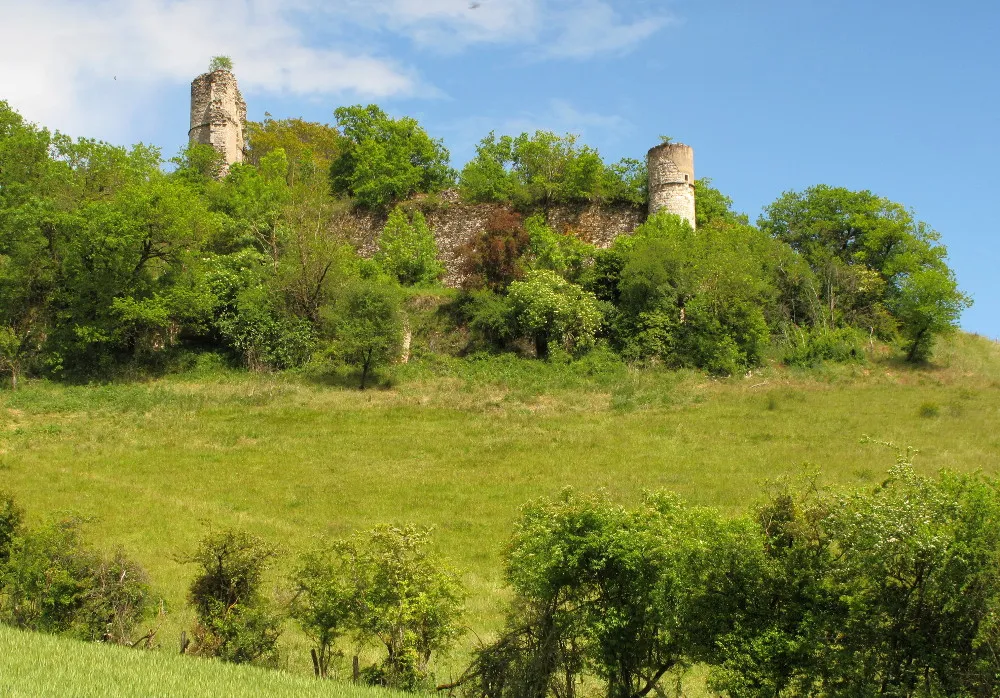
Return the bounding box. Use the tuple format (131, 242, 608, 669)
(352, 191, 647, 287)
(647, 142, 696, 228)
(188, 69, 246, 177)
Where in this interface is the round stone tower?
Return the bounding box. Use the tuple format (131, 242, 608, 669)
(188, 69, 247, 176)
(646, 142, 696, 229)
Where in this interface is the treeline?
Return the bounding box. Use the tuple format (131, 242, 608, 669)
(3, 458, 1000, 696)
(0, 100, 970, 387)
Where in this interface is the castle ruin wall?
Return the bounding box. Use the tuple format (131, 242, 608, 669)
(189, 70, 247, 175)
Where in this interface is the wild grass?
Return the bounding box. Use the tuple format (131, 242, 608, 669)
(0, 624, 403, 698)
(0, 332, 998, 684)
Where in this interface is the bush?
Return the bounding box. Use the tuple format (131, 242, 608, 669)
(292, 525, 464, 690)
(458, 131, 646, 208)
(375, 207, 444, 285)
(459, 209, 529, 292)
(0, 491, 23, 564)
(325, 277, 405, 389)
(0, 518, 151, 644)
(507, 270, 604, 358)
(781, 325, 868, 367)
(187, 530, 282, 666)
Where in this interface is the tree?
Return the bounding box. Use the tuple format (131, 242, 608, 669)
(330, 105, 454, 209)
(711, 460, 1000, 697)
(507, 270, 603, 358)
(327, 277, 404, 389)
(614, 213, 775, 374)
(292, 525, 465, 689)
(891, 267, 971, 362)
(187, 529, 282, 665)
(0, 491, 24, 564)
(759, 185, 966, 349)
(459, 130, 637, 208)
(245, 115, 343, 184)
(375, 207, 444, 285)
(0, 517, 152, 644)
(458, 490, 764, 698)
(209, 56, 234, 72)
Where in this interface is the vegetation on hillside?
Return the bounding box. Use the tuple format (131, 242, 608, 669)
(0, 100, 970, 390)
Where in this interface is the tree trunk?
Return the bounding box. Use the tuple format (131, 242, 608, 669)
(360, 348, 373, 390)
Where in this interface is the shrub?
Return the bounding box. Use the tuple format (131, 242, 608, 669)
(0, 491, 23, 564)
(0, 518, 151, 644)
(507, 270, 604, 358)
(187, 530, 282, 666)
(781, 325, 868, 367)
(459, 209, 529, 292)
(375, 207, 444, 285)
(292, 525, 464, 690)
(209, 56, 234, 72)
(325, 277, 405, 389)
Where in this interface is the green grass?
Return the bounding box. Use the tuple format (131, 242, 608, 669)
(0, 332, 998, 682)
(0, 624, 402, 698)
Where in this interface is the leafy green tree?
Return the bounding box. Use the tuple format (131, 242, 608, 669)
(327, 277, 404, 389)
(890, 267, 971, 361)
(293, 525, 464, 689)
(711, 460, 1000, 697)
(614, 213, 775, 374)
(330, 105, 454, 209)
(507, 270, 603, 358)
(245, 115, 343, 184)
(375, 207, 444, 285)
(459, 490, 764, 698)
(460, 131, 637, 208)
(187, 529, 282, 665)
(0, 491, 24, 564)
(759, 185, 968, 355)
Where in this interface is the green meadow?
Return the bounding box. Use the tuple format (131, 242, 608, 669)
(1, 333, 999, 682)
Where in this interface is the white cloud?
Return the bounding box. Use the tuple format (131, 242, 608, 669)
(545, 1, 672, 58)
(0, 0, 669, 142)
(0, 0, 416, 138)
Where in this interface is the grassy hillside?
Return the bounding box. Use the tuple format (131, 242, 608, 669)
(0, 624, 402, 698)
(0, 333, 998, 678)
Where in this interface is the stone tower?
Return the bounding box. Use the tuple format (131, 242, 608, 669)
(188, 69, 247, 176)
(646, 142, 696, 229)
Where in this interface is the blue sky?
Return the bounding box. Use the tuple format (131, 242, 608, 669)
(2, 0, 997, 338)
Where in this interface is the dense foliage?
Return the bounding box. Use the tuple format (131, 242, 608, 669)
(0, 498, 152, 646)
(292, 525, 464, 689)
(329, 105, 454, 209)
(0, 100, 970, 390)
(459, 131, 646, 208)
(456, 459, 1000, 698)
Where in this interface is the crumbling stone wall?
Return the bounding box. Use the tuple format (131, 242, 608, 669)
(647, 142, 696, 228)
(353, 190, 646, 287)
(189, 69, 246, 176)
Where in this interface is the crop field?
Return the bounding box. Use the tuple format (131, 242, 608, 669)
(1, 333, 999, 684)
(0, 624, 402, 698)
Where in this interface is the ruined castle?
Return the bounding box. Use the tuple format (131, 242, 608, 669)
(188, 68, 696, 277)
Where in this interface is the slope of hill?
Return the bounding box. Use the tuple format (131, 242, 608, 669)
(0, 332, 998, 678)
(0, 624, 401, 698)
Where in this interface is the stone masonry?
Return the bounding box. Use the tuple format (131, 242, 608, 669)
(189, 69, 246, 176)
(647, 142, 696, 228)
(186, 67, 697, 279)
